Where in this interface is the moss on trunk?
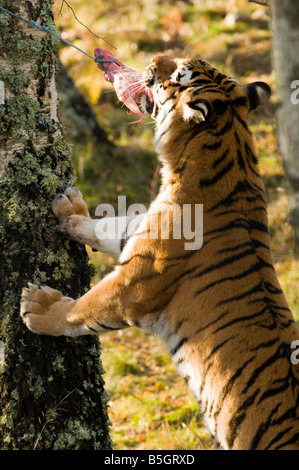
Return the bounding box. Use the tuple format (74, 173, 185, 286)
(0, 0, 112, 450)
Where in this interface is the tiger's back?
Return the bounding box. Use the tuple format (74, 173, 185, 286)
(136, 55, 299, 449)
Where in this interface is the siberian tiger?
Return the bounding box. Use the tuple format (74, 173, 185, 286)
(21, 54, 299, 450)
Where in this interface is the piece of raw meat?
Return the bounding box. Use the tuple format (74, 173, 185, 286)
(94, 48, 153, 123)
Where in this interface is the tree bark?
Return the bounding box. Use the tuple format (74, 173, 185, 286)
(0, 0, 111, 450)
(271, 0, 299, 253)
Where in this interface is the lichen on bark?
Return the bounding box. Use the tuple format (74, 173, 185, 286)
(0, 0, 112, 450)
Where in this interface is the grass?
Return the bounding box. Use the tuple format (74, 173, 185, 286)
(53, 0, 299, 450)
(99, 326, 215, 450)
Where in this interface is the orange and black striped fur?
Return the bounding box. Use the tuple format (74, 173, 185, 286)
(21, 55, 299, 449)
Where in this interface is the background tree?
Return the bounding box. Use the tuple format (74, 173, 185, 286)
(0, 0, 111, 450)
(271, 0, 299, 254)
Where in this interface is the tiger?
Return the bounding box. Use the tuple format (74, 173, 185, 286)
(20, 54, 299, 450)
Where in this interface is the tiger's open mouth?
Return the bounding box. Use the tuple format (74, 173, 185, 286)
(94, 48, 154, 122)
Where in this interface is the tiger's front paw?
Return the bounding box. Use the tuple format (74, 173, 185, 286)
(52, 186, 89, 221)
(52, 187, 89, 234)
(20, 283, 76, 336)
(52, 187, 99, 248)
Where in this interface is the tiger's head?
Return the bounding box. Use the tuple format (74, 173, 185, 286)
(140, 54, 271, 157)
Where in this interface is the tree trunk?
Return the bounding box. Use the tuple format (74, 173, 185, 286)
(0, 0, 112, 450)
(271, 0, 299, 253)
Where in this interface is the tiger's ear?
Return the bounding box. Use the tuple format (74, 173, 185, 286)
(246, 81, 271, 111)
(183, 100, 209, 124)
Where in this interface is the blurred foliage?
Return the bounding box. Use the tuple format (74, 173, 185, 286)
(53, 0, 299, 450)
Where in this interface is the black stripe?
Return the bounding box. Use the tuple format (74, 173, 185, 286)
(226, 388, 260, 448)
(246, 158, 261, 178)
(245, 141, 258, 164)
(203, 217, 270, 239)
(88, 326, 100, 333)
(160, 103, 176, 125)
(233, 110, 251, 134)
(216, 281, 263, 307)
(173, 318, 185, 335)
(191, 78, 212, 85)
(227, 413, 246, 449)
(233, 132, 246, 170)
(208, 180, 250, 208)
(121, 249, 197, 266)
(121, 253, 155, 265)
(213, 305, 269, 334)
(242, 345, 285, 394)
(212, 148, 229, 168)
(233, 96, 248, 108)
(215, 206, 267, 218)
(214, 72, 227, 84)
(173, 161, 187, 174)
(199, 159, 234, 187)
(120, 236, 126, 252)
(249, 404, 281, 450)
(249, 219, 269, 234)
(190, 70, 201, 80)
(234, 130, 241, 146)
(237, 148, 246, 170)
(204, 217, 251, 237)
(208, 179, 266, 212)
(264, 427, 295, 450)
(209, 337, 233, 357)
(159, 89, 178, 105)
(217, 240, 254, 254)
(199, 87, 223, 94)
(193, 247, 256, 283)
(203, 140, 222, 151)
(272, 400, 299, 426)
(273, 432, 299, 450)
(200, 361, 214, 399)
(156, 125, 171, 142)
(250, 338, 279, 352)
(219, 356, 256, 404)
(263, 281, 282, 294)
(97, 321, 128, 331)
(213, 99, 228, 115)
(128, 261, 178, 288)
(97, 323, 119, 331)
(213, 117, 234, 137)
(225, 82, 237, 93)
(157, 266, 198, 296)
(170, 337, 188, 356)
(195, 259, 265, 297)
(257, 380, 290, 404)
